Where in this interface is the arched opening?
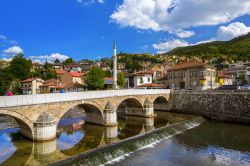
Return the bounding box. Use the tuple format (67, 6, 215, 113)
(153, 96, 169, 111)
(117, 98, 143, 117)
(56, 103, 104, 154)
(0, 114, 33, 165)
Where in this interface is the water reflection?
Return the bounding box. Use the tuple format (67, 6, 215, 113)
(0, 112, 190, 166)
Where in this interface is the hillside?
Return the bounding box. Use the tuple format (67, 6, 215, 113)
(165, 33, 250, 61)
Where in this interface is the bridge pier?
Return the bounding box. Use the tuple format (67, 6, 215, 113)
(103, 101, 118, 126)
(33, 112, 57, 141)
(143, 98, 154, 117)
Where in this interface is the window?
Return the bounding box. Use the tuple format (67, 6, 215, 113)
(190, 71, 197, 77)
(140, 77, 143, 84)
(200, 70, 206, 76)
(148, 77, 151, 82)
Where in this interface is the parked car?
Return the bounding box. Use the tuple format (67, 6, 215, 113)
(241, 85, 250, 90)
(216, 85, 240, 90)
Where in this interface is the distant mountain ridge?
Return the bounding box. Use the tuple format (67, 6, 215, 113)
(165, 33, 250, 61)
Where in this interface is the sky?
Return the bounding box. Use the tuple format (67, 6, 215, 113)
(1, 0, 250, 63)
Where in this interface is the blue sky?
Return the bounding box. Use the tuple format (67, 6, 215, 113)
(1, 0, 250, 63)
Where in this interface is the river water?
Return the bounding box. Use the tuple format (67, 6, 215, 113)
(0, 111, 250, 166)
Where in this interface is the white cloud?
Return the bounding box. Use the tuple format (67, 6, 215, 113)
(217, 22, 250, 41)
(1, 57, 13, 62)
(174, 30, 195, 38)
(110, 0, 250, 37)
(29, 53, 70, 64)
(152, 38, 218, 53)
(3, 46, 23, 56)
(153, 39, 189, 53)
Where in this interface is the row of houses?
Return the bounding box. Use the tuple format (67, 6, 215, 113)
(20, 71, 85, 94)
(23, 60, 250, 93)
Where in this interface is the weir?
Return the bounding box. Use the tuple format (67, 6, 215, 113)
(49, 116, 206, 166)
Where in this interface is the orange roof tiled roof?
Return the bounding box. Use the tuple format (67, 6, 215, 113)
(70, 72, 83, 77)
(138, 83, 165, 87)
(170, 60, 207, 71)
(20, 78, 39, 83)
(56, 70, 66, 75)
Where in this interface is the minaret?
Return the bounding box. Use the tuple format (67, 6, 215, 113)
(113, 42, 118, 90)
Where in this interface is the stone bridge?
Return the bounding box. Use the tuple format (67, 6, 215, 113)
(0, 89, 170, 141)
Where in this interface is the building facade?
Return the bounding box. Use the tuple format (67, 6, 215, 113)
(167, 60, 217, 90)
(20, 78, 44, 94)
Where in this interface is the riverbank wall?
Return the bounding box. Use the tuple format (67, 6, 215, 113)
(169, 90, 250, 124)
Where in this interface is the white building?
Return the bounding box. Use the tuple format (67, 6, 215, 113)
(20, 78, 44, 94)
(126, 71, 153, 88)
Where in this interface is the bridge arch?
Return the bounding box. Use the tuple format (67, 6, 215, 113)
(0, 109, 34, 140)
(116, 97, 144, 112)
(153, 96, 169, 111)
(57, 101, 104, 127)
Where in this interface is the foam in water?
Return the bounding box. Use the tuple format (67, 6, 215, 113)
(102, 117, 204, 166)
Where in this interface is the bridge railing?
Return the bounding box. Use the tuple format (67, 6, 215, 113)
(0, 89, 170, 108)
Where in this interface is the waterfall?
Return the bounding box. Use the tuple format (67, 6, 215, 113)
(50, 116, 206, 166)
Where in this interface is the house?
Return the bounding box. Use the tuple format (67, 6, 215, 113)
(79, 61, 93, 72)
(246, 66, 250, 84)
(217, 69, 234, 86)
(65, 63, 82, 72)
(104, 77, 113, 90)
(61, 82, 85, 92)
(32, 62, 44, 71)
(167, 60, 217, 90)
(20, 78, 44, 94)
(126, 71, 153, 88)
(61, 71, 85, 85)
(39, 78, 62, 94)
(162, 62, 173, 74)
(136, 83, 165, 89)
(229, 61, 250, 84)
(150, 65, 163, 80)
(100, 63, 111, 71)
(52, 64, 64, 71)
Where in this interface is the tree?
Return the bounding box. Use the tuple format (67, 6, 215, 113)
(85, 67, 105, 90)
(63, 58, 73, 66)
(117, 72, 126, 88)
(9, 54, 32, 80)
(104, 70, 112, 77)
(54, 58, 60, 64)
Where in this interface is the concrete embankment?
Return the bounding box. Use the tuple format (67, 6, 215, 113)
(169, 90, 250, 124)
(49, 116, 206, 166)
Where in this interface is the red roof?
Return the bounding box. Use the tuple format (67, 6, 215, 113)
(56, 70, 66, 75)
(104, 77, 113, 81)
(20, 78, 39, 83)
(70, 72, 83, 77)
(170, 60, 207, 71)
(138, 83, 165, 87)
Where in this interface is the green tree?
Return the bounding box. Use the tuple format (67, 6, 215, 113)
(63, 58, 73, 66)
(117, 72, 126, 88)
(0, 67, 12, 95)
(54, 58, 60, 64)
(85, 67, 105, 90)
(9, 54, 32, 80)
(104, 70, 112, 77)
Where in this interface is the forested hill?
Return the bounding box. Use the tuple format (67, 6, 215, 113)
(165, 33, 250, 61)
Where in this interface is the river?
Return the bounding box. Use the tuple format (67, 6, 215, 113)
(0, 111, 249, 166)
